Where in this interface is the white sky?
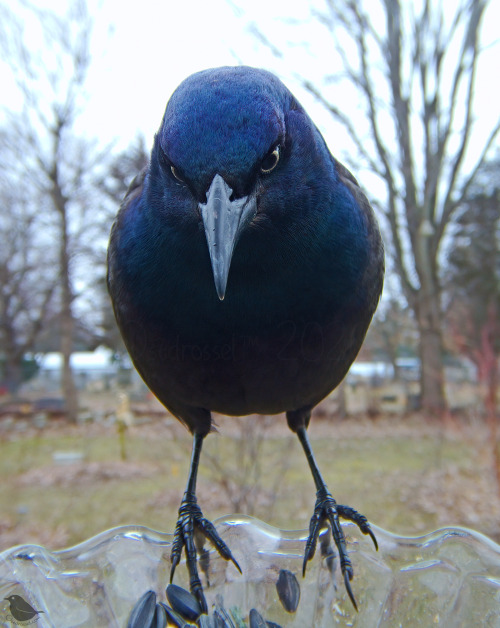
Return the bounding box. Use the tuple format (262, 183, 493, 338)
(1, 0, 499, 179)
(80, 0, 499, 163)
(83, 0, 327, 149)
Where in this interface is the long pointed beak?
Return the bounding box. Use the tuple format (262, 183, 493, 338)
(199, 174, 257, 300)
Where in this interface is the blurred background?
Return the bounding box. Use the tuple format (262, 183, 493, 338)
(0, 0, 498, 553)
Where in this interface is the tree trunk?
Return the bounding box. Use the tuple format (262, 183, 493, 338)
(51, 145, 79, 424)
(337, 379, 347, 419)
(3, 357, 23, 396)
(485, 361, 500, 498)
(415, 288, 446, 416)
(59, 211, 79, 423)
(1, 317, 23, 395)
(60, 299, 78, 423)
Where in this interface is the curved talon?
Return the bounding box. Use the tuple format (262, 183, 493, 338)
(344, 570, 358, 612)
(336, 504, 379, 551)
(196, 517, 242, 574)
(302, 554, 309, 578)
(169, 558, 179, 584)
(170, 490, 239, 615)
(367, 527, 378, 551)
(303, 490, 375, 611)
(230, 554, 242, 574)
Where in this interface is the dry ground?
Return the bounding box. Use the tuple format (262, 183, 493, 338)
(0, 395, 499, 553)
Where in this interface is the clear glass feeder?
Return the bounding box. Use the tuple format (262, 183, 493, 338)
(1, 515, 500, 627)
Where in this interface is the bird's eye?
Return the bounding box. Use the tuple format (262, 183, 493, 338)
(260, 146, 280, 174)
(170, 166, 185, 182)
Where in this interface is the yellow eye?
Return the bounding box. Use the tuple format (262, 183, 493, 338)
(171, 166, 184, 182)
(260, 147, 280, 174)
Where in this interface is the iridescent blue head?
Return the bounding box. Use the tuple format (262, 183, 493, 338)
(151, 66, 304, 300)
(159, 66, 291, 198)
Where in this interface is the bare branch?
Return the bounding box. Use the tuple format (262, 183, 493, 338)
(440, 3, 485, 222)
(436, 117, 500, 245)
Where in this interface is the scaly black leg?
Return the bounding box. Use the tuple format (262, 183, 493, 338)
(170, 432, 241, 614)
(295, 424, 377, 611)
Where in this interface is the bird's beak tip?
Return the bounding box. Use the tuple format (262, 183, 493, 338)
(200, 174, 257, 301)
(216, 283, 226, 301)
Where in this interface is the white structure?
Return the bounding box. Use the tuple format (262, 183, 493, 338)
(31, 346, 120, 391)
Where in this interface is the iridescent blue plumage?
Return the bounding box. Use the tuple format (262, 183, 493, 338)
(108, 66, 384, 615)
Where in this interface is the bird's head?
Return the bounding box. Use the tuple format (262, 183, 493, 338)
(149, 66, 329, 300)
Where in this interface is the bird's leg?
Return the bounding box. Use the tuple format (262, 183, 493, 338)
(170, 432, 241, 614)
(292, 422, 377, 611)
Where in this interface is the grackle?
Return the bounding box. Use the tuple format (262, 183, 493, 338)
(108, 66, 384, 613)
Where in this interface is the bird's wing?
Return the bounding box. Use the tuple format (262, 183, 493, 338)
(107, 167, 147, 290)
(334, 160, 372, 216)
(120, 167, 147, 210)
(334, 158, 385, 290)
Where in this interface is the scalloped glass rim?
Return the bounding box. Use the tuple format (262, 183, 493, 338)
(1, 516, 500, 627)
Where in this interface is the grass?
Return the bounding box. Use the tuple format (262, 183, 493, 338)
(0, 409, 498, 553)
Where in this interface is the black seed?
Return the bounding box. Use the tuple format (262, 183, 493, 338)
(166, 583, 202, 621)
(213, 607, 236, 628)
(198, 614, 215, 628)
(152, 603, 167, 628)
(249, 608, 267, 628)
(127, 590, 156, 628)
(158, 602, 190, 627)
(276, 569, 300, 613)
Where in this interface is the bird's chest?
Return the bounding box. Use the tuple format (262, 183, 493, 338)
(116, 223, 371, 415)
(138, 245, 347, 347)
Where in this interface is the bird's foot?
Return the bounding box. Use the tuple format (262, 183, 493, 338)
(303, 488, 377, 611)
(336, 504, 378, 551)
(170, 491, 241, 614)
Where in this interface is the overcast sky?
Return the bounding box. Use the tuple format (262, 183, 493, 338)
(82, 0, 499, 164)
(83, 0, 328, 148)
(2, 0, 499, 175)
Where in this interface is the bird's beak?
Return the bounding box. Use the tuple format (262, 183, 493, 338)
(199, 174, 257, 300)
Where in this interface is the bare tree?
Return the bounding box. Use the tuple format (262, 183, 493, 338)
(98, 135, 150, 206)
(93, 137, 150, 353)
(445, 158, 499, 490)
(249, 0, 500, 414)
(0, 1, 106, 420)
(363, 295, 419, 380)
(0, 176, 58, 393)
(445, 159, 499, 404)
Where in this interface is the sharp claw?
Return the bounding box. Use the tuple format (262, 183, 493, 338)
(344, 570, 358, 612)
(302, 536, 316, 576)
(302, 494, 374, 611)
(367, 527, 378, 551)
(302, 555, 308, 578)
(170, 492, 241, 615)
(170, 556, 179, 583)
(231, 554, 242, 574)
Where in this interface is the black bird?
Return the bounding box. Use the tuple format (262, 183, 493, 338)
(108, 66, 384, 612)
(5, 595, 44, 622)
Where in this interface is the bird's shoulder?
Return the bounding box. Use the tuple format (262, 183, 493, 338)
(119, 168, 147, 216)
(334, 160, 371, 219)
(331, 158, 385, 296)
(107, 168, 148, 286)
(335, 159, 383, 249)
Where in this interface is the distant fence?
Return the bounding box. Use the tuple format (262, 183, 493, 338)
(320, 380, 495, 415)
